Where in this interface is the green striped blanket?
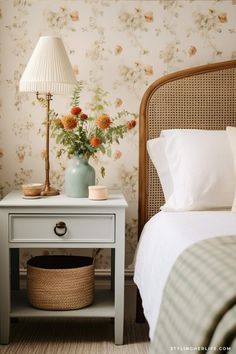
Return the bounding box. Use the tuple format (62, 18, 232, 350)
(151, 235, 236, 354)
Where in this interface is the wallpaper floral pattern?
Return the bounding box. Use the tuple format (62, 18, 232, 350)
(0, 0, 236, 270)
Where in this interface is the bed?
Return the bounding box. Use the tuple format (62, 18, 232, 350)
(134, 60, 236, 352)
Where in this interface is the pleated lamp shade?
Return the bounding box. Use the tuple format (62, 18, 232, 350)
(19, 36, 77, 95)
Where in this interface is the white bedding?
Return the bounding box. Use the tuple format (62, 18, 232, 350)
(133, 210, 236, 340)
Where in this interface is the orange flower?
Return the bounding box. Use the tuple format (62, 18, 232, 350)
(90, 136, 101, 147)
(70, 10, 79, 21)
(115, 45, 123, 55)
(188, 46, 197, 57)
(80, 113, 88, 120)
(114, 150, 122, 160)
(54, 118, 64, 128)
(71, 106, 82, 115)
(96, 114, 111, 129)
(115, 98, 123, 108)
(127, 120, 136, 130)
(218, 13, 227, 23)
(61, 115, 77, 130)
(144, 65, 154, 76)
(144, 11, 153, 23)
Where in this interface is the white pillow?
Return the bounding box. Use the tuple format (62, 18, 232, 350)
(147, 137, 173, 200)
(226, 126, 236, 212)
(161, 129, 235, 211)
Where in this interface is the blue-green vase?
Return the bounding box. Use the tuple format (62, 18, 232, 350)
(65, 154, 95, 198)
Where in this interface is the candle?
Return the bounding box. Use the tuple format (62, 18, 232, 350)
(88, 186, 108, 200)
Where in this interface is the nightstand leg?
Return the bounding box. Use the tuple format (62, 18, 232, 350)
(0, 212, 10, 344)
(111, 248, 115, 292)
(11, 249, 19, 291)
(114, 210, 125, 345)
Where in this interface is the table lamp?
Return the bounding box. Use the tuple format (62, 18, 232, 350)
(19, 36, 77, 196)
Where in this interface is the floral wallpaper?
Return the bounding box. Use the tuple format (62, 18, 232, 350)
(0, 0, 236, 270)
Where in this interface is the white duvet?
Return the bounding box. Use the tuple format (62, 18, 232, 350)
(133, 210, 236, 340)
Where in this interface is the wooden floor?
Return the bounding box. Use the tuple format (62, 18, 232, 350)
(0, 284, 150, 354)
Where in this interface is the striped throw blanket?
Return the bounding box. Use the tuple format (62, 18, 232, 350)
(151, 235, 236, 354)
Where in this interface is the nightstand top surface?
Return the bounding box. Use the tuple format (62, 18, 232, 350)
(0, 190, 128, 208)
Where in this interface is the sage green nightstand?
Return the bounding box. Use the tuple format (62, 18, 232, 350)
(0, 190, 127, 345)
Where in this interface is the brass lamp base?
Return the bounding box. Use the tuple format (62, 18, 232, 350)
(41, 186, 59, 196)
(36, 92, 60, 198)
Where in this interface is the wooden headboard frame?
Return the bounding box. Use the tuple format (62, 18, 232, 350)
(136, 59, 236, 322)
(138, 59, 236, 237)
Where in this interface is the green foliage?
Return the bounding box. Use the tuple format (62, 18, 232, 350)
(100, 166, 105, 178)
(70, 81, 83, 107)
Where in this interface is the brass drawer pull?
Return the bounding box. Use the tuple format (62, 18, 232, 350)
(54, 221, 67, 237)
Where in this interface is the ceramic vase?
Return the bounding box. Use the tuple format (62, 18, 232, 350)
(65, 154, 95, 198)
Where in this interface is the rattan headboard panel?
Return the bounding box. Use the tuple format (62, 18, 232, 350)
(139, 60, 236, 235)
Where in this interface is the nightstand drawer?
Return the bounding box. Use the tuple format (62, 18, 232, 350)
(9, 214, 115, 243)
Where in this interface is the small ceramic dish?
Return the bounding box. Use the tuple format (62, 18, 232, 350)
(22, 195, 42, 200)
(22, 183, 44, 197)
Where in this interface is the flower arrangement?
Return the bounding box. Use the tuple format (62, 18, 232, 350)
(51, 82, 137, 176)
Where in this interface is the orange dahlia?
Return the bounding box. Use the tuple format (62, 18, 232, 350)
(61, 115, 77, 129)
(90, 136, 101, 147)
(96, 114, 111, 130)
(127, 120, 136, 129)
(54, 118, 64, 128)
(70, 106, 82, 115)
(80, 113, 88, 120)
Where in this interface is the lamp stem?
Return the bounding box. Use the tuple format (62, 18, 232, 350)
(37, 92, 59, 196)
(45, 92, 51, 191)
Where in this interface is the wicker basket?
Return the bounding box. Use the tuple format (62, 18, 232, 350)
(27, 255, 94, 310)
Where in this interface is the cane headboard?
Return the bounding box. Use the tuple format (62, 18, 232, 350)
(138, 60, 236, 236)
